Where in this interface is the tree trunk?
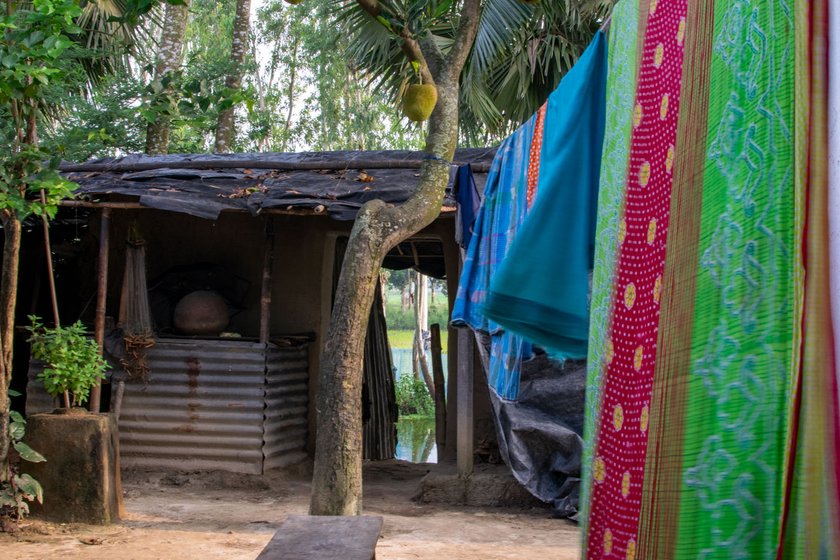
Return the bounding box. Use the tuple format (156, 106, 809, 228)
(214, 0, 251, 153)
(309, 0, 480, 516)
(310, 83, 463, 517)
(280, 35, 298, 153)
(145, 1, 190, 155)
(413, 272, 434, 398)
(0, 216, 21, 480)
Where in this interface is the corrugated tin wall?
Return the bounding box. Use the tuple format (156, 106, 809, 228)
(25, 360, 57, 414)
(119, 339, 267, 474)
(264, 344, 309, 470)
(26, 338, 309, 474)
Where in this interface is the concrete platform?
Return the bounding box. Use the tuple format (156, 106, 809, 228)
(24, 411, 124, 524)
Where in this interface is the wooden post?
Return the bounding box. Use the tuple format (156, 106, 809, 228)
(456, 327, 473, 476)
(39, 190, 60, 327)
(430, 323, 447, 452)
(90, 208, 111, 413)
(259, 218, 275, 345)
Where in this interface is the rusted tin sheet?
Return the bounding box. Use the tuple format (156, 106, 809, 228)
(119, 338, 266, 474)
(263, 344, 309, 471)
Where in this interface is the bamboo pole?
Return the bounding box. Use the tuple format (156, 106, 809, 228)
(90, 208, 111, 413)
(38, 191, 60, 327)
(60, 157, 492, 174)
(38, 190, 69, 407)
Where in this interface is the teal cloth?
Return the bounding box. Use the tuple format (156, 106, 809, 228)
(481, 32, 607, 359)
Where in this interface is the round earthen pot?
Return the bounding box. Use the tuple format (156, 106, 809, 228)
(173, 290, 229, 335)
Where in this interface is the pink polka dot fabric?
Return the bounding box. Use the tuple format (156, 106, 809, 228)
(585, 1, 688, 558)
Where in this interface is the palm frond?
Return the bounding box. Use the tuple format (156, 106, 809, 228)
(75, 0, 160, 82)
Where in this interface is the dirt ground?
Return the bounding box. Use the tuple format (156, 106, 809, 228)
(0, 460, 580, 560)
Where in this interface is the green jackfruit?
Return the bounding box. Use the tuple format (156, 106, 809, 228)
(402, 84, 438, 122)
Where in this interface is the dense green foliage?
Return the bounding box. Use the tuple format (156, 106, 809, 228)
(340, 0, 611, 143)
(40, 0, 609, 159)
(0, 0, 82, 220)
(26, 317, 109, 407)
(395, 374, 434, 416)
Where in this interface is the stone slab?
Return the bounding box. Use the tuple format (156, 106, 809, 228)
(257, 515, 383, 560)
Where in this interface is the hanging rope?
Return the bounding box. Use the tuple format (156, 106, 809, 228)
(118, 227, 155, 382)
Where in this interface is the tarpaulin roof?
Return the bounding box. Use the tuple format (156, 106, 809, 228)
(60, 148, 495, 221)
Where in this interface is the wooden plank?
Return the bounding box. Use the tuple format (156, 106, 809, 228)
(456, 328, 474, 476)
(429, 323, 447, 451)
(256, 515, 383, 560)
(259, 218, 275, 345)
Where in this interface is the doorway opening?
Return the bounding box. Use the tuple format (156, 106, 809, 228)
(382, 240, 448, 464)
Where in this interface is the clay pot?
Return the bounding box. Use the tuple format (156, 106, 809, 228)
(173, 290, 229, 335)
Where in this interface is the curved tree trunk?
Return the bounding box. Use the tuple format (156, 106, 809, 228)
(214, 0, 251, 153)
(309, 14, 476, 510)
(146, 1, 189, 155)
(309, 0, 480, 516)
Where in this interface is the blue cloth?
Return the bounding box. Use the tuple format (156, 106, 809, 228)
(481, 32, 608, 360)
(452, 115, 537, 400)
(454, 164, 482, 249)
(452, 116, 536, 334)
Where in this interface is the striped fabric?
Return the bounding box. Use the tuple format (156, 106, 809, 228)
(582, 0, 840, 557)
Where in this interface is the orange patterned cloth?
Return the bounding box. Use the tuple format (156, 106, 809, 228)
(526, 104, 547, 209)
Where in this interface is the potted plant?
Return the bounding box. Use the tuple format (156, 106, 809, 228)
(21, 317, 122, 524)
(25, 316, 109, 411)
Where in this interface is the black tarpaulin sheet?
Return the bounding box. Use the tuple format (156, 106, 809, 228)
(476, 332, 586, 519)
(62, 149, 495, 221)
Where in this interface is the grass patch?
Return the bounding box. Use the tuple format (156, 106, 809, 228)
(388, 329, 449, 350)
(384, 292, 450, 330)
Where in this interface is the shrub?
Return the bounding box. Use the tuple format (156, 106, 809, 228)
(395, 374, 434, 417)
(26, 316, 109, 408)
(1, 391, 45, 523)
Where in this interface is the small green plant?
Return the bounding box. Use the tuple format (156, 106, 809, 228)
(26, 316, 109, 408)
(395, 374, 434, 417)
(1, 390, 45, 522)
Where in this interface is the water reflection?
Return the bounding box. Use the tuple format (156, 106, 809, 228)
(396, 416, 437, 463)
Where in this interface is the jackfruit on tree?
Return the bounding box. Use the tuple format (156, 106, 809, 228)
(402, 84, 438, 122)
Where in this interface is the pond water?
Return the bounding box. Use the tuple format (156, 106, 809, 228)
(395, 416, 437, 463)
(391, 348, 449, 381)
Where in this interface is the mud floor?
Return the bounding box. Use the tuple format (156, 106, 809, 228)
(0, 460, 580, 560)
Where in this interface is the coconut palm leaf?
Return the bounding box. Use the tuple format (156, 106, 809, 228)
(340, 0, 613, 144)
(74, 0, 160, 82)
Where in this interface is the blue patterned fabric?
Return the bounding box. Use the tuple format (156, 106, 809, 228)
(452, 115, 537, 400)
